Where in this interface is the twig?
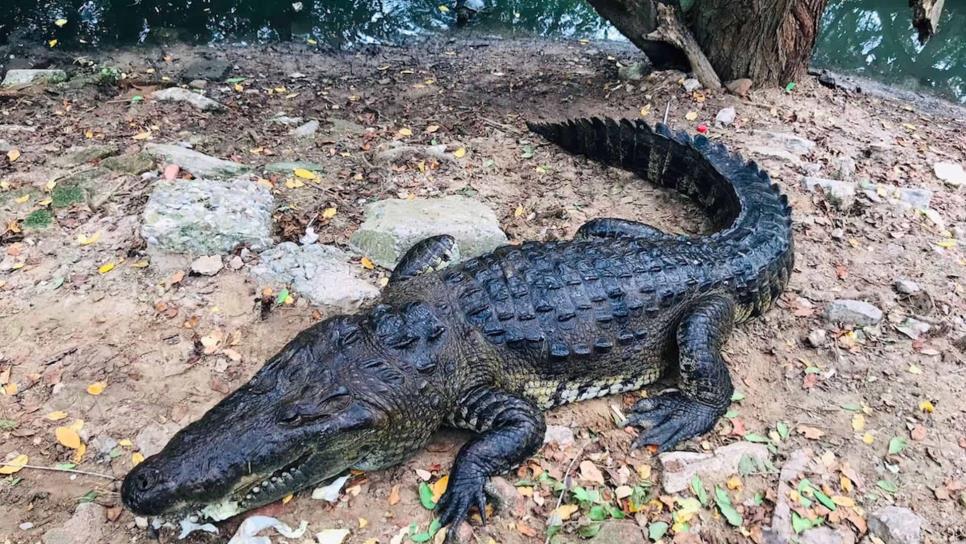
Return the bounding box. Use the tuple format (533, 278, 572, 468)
(0, 463, 117, 480)
(544, 441, 588, 544)
(663, 101, 671, 125)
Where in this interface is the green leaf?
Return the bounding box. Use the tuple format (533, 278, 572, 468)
(588, 505, 608, 521)
(130, 95, 144, 103)
(777, 421, 790, 440)
(714, 486, 743, 527)
(743, 433, 771, 443)
(0, 419, 17, 431)
(410, 519, 441, 542)
(572, 486, 591, 503)
(275, 288, 290, 305)
(724, 409, 739, 419)
(791, 512, 823, 534)
(109, 447, 122, 459)
(418, 482, 436, 510)
(888, 436, 908, 455)
(814, 489, 836, 511)
(877, 480, 899, 493)
(731, 391, 746, 402)
(520, 144, 535, 159)
(606, 505, 625, 520)
(54, 463, 76, 470)
(577, 522, 602, 538)
(648, 521, 669, 541)
(841, 402, 862, 412)
(738, 454, 759, 476)
(225, 77, 247, 84)
(690, 475, 709, 506)
(79, 490, 98, 503)
(785, 82, 797, 93)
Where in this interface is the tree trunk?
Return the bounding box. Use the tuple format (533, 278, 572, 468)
(584, 0, 690, 70)
(687, 0, 829, 86)
(909, 0, 945, 44)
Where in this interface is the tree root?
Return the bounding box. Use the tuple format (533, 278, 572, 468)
(646, 4, 722, 90)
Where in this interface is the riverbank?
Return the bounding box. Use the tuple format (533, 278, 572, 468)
(1, 38, 964, 544)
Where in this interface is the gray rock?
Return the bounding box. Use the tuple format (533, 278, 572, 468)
(291, 120, 320, 138)
(324, 118, 367, 139)
(588, 521, 646, 544)
(803, 177, 856, 208)
(682, 78, 702, 92)
(101, 152, 155, 175)
(833, 156, 857, 180)
(270, 115, 304, 127)
(749, 131, 816, 162)
(658, 441, 769, 494)
(152, 87, 225, 112)
(41, 502, 105, 544)
(134, 423, 181, 457)
(350, 196, 508, 269)
(228, 256, 244, 270)
(618, 62, 645, 81)
(484, 477, 526, 517)
(766, 449, 811, 544)
(896, 318, 930, 340)
(934, 161, 965, 188)
(144, 143, 248, 179)
(543, 425, 575, 447)
(250, 243, 380, 311)
(825, 299, 882, 326)
(798, 526, 856, 544)
(725, 78, 753, 97)
(190, 255, 223, 276)
(188, 79, 207, 89)
(869, 506, 924, 544)
(715, 107, 736, 127)
(2, 69, 67, 88)
(51, 145, 119, 168)
(142, 178, 274, 254)
(892, 187, 933, 211)
(264, 161, 325, 175)
(89, 435, 118, 456)
(0, 139, 10, 153)
(807, 329, 827, 348)
(181, 59, 232, 82)
(894, 278, 921, 295)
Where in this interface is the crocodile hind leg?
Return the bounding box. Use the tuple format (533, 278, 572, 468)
(389, 235, 460, 284)
(436, 387, 546, 542)
(576, 218, 671, 241)
(625, 294, 736, 451)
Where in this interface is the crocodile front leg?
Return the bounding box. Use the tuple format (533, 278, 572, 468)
(626, 294, 736, 451)
(389, 235, 460, 284)
(575, 218, 671, 241)
(437, 387, 546, 541)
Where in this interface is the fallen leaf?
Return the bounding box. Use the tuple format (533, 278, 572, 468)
(14, 194, 30, 204)
(77, 232, 101, 245)
(685, 111, 698, 121)
(431, 476, 449, 503)
(453, 147, 467, 158)
(132, 131, 151, 141)
(0, 454, 28, 475)
(46, 411, 69, 421)
(315, 529, 350, 544)
(55, 426, 82, 449)
(98, 262, 115, 274)
(851, 414, 865, 432)
(919, 400, 934, 413)
(388, 484, 401, 505)
(398, 127, 413, 137)
(86, 381, 107, 395)
(132, 452, 145, 466)
(579, 460, 605, 485)
(425, 125, 440, 133)
(360, 257, 375, 270)
(284, 178, 304, 189)
(798, 425, 825, 439)
(294, 168, 318, 180)
(554, 503, 580, 521)
(7, 149, 21, 162)
(862, 432, 875, 444)
(322, 207, 337, 219)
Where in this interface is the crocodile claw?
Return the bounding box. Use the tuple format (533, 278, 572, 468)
(625, 391, 723, 452)
(436, 473, 488, 543)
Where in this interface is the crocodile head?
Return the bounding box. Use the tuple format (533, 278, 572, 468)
(122, 308, 444, 520)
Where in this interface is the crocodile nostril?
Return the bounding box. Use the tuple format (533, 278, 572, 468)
(134, 469, 161, 492)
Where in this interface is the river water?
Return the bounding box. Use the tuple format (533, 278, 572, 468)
(1, 0, 963, 103)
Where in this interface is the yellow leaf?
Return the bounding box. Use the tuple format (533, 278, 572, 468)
(378, 276, 389, 288)
(919, 400, 934, 413)
(398, 127, 413, 137)
(862, 432, 874, 444)
(131, 260, 150, 268)
(907, 364, 922, 374)
(86, 381, 107, 395)
(14, 194, 29, 204)
(48, 39, 58, 48)
(3, 383, 17, 395)
(438, 4, 450, 13)
(98, 262, 115, 274)
(72, 442, 86, 463)
(45, 180, 57, 191)
(132, 131, 151, 141)
(851, 414, 865, 432)
(425, 125, 440, 133)
(453, 147, 467, 158)
(77, 231, 101, 245)
(118, 439, 133, 448)
(282, 494, 294, 504)
(85, 130, 94, 139)
(640, 104, 652, 117)
(831, 495, 855, 507)
(55, 426, 82, 449)
(431, 475, 449, 503)
(726, 475, 743, 490)
(234, 83, 244, 92)
(38, 197, 52, 206)
(132, 452, 145, 466)
(554, 503, 580, 521)
(514, 205, 525, 218)
(284, 178, 304, 189)
(55, 18, 68, 27)
(936, 238, 957, 249)
(7, 148, 21, 162)
(46, 411, 69, 421)
(293, 168, 318, 180)
(69, 419, 84, 432)
(360, 257, 375, 270)
(0, 454, 28, 475)
(358, 518, 368, 528)
(685, 111, 698, 121)
(306, 38, 317, 45)
(322, 207, 338, 219)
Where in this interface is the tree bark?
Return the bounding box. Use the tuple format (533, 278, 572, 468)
(687, 0, 829, 86)
(646, 4, 721, 89)
(909, 0, 945, 44)
(584, 0, 690, 70)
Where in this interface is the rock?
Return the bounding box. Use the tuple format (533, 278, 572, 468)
(291, 120, 320, 138)
(802, 177, 856, 208)
(766, 448, 811, 544)
(658, 441, 770, 494)
(188, 79, 207, 89)
(190, 255, 223, 276)
(682, 78, 702, 92)
(825, 299, 882, 327)
(134, 423, 181, 457)
(142, 178, 274, 254)
(228, 256, 244, 270)
(749, 131, 816, 162)
(725, 78, 753, 97)
(807, 329, 827, 347)
(869, 506, 924, 544)
(144, 143, 248, 179)
(89, 435, 118, 457)
(543, 425, 575, 447)
(715, 107, 736, 127)
(588, 521, 646, 544)
(41, 503, 105, 544)
(892, 187, 933, 211)
(180, 58, 232, 82)
(324, 118, 367, 139)
(152, 87, 225, 112)
(250, 243, 380, 311)
(894, 278, 921, 295)
(485, 477, 526, 517)
(350, 196, 508, 269)
(101, 152, 155, 175)
(51, 145, 118, 168)
(618, 62, 645, 81)
(896, 318, 930, 340)
(0, 139, 10, 153)
(798, 526, 856, 544)
(264, 161, 325, 175)
(270, 115, 304, 127)
(934, 161, 965, 187)
(2, 69, 67, 88)
(832, 156, 857, 180)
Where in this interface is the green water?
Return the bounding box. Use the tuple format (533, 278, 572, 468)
(1, 0, 963, 103)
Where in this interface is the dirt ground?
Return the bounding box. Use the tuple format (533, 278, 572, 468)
(1, 36, 965, 544)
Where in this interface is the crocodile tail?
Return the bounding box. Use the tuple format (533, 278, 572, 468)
(528, 117, 794, 317)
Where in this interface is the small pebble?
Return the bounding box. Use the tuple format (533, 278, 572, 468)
(807, 329, 827, 347)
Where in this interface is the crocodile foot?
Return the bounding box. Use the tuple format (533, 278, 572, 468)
(436, 472, 488, 543)
(625, 391, 724, 452)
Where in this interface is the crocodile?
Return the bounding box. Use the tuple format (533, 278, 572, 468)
(122, 118, 794, 540)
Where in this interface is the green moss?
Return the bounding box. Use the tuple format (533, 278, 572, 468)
(24, 209, 53, 229)
(51, 184, 85, 208)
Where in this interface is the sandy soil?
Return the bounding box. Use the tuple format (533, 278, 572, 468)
(1, 37, 964, 544)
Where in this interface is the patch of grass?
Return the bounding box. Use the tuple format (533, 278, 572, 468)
(51, 184, 85, 208)
(23, 209, 53, 229)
